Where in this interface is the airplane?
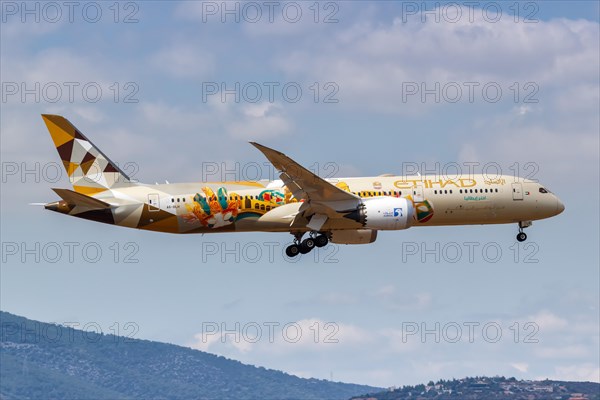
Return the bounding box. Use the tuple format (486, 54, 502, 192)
(40, 114, 565, 257)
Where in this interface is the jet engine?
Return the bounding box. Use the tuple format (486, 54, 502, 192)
(343, 197, 414, 230)
(330, 229, 378, 244)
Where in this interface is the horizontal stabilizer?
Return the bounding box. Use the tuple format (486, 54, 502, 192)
(52, 188, 111, 209)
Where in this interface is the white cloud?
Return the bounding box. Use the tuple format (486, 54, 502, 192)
(72, 106, 106, 123)
(187, 318, 374, 359)
(318, 292, 358, 306)
(1, 16, 63, 40)
(510, 362, 529, 373)
(275, 9, 599, 115)
(534, 345, 590, 359)
(457, 124, 599, 181)
(3, 3, 598, 389)
(542, 364, 600, 383)
(372, 285, 432, 311)
(151, 43, 215, 79)
(226, 102, 291, 140)
(189, 330, 221, 352)
(526, 310, 568, 332)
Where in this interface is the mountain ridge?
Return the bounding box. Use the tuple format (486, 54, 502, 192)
(0, 311, 381, 400)
(352, 376, 600, 400)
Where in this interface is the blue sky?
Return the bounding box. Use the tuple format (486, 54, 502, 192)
(1, 1, 599, 388)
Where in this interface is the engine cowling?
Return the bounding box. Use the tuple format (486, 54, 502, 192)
(344, 197, 414, 230)
(330, 229, 377, 244)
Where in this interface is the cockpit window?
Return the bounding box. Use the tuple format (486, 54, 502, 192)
(539, 187, 549, 193)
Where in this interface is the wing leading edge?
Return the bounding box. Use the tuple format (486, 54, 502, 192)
(250, 142, 362, 229)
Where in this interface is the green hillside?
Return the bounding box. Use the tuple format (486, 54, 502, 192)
(352, 376, 600, 400)
(0, 311, 380, 400)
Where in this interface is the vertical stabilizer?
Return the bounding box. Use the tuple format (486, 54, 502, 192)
(41, 114, 136, 195)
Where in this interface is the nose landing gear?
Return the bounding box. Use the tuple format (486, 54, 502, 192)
(285, 232, 329, 257)
(516, 221, 532, 242)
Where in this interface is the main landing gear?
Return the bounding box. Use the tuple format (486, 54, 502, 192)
(516, 221, 532, 242)
(285, 232, 329, 257)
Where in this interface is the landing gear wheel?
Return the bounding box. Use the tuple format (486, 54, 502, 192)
(314, 235, 329, 248)
(299, 238, 315, 254)
(285, 244, 300, 257)
(516, 232, 527, 242)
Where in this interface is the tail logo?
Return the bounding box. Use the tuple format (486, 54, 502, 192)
(42, 114, 131, 195)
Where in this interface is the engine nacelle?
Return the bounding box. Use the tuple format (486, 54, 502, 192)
(344, 197, 414, 230)
(330, 229, 377, 244)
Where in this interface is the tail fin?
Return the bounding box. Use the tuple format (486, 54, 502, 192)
(41, 114, 136, 195)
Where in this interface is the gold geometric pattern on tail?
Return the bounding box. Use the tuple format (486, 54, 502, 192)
(42, 114, 132, 195)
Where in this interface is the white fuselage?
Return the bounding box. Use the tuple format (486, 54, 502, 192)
(90, 174, 564, 234)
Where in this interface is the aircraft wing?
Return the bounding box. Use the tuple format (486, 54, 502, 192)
(251, 142, 362, 229)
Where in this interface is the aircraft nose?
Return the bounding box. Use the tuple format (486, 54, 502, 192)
(556, 197, 565, 214)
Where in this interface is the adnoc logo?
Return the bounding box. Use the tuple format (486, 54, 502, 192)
(384, 208, 403, 218)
